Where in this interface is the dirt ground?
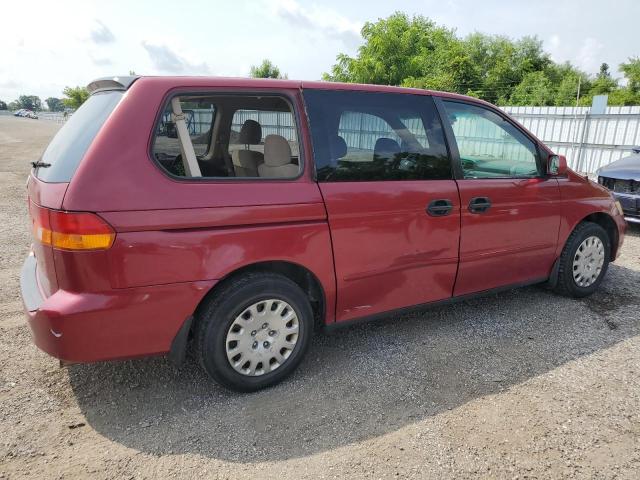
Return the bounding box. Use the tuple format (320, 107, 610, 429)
(0, 115, 639, 479)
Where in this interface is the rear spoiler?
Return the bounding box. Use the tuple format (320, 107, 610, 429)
(87, 76, 140, 94)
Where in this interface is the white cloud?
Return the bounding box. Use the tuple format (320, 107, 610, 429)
(272, 0, 362, 47)
(577, 37, 604, 74)
(141, 41, 210, 74)
(88, 53, 113, 66)
(89, 20, 115, 44)
(0, 78, 20, 89)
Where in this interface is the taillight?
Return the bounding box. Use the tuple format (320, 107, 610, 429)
(29, 203, 115, 251)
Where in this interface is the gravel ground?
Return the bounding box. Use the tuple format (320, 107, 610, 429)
(0, 116, 639, 479)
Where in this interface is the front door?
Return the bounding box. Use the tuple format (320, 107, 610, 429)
(303, 89, 460, 322)
(437, 99, 562, 296)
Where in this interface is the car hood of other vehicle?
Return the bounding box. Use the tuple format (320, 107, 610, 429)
(598, 152, 640, 181)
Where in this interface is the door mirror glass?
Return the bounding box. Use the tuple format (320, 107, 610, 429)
(548, 154, 567, 176)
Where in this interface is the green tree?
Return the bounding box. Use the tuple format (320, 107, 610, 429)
(507, 71, 555, 106)
(620, 57, 640, 93)
(45, 97, 64, 112)
(0, 100, 7, 110)
(17, 95, 42, 111)
(590, 63, 619, 95)
(324, 13, 466, 88)
(249, 59, 286, 79)
(8, 101, 20, 111)
(62, 86, 89, 110)
(605, 57, 640, 105)
(323, 13, 640, 107)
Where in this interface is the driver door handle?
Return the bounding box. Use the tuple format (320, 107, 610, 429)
(468, 197, 491, 214)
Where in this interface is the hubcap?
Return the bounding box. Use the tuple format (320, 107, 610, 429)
(225, 299, 300, 377)
(572, 236, 605, 287)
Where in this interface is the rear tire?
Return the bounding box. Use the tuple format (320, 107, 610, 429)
(194, 272, 313, 392)
(553, 221, 610, 298)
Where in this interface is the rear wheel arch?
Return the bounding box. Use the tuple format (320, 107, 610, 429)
(194, 260, 326, 331)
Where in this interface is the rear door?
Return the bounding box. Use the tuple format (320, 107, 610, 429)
(303, 89, 460, 322)
(436, 98, 561, 296)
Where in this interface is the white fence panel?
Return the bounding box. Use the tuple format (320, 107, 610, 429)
(503, 105, 640, 173)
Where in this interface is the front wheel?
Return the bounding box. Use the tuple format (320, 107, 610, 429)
(553, 221, 610, 298)
(194, 272, 313, 392)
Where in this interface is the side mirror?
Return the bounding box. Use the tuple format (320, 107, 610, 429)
(547, 154, 567, 176)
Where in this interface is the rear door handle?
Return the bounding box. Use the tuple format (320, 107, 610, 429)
(427, 199, 453, 217)
(468, 197, 491, 214)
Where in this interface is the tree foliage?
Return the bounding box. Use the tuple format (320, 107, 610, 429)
(45, 97, 64, 112)
(249, 59, 286, 79)
(324, 12, 640, 106)
(0, 100, 7, 110)
(15, 95, 42, 111)
(62, 86, 89, 110)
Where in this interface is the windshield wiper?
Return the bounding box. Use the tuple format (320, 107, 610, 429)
(31, 161, 51, 169)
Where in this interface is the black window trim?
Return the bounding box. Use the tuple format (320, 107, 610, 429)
(433, 96, 547, 180)
(148, 88, 305, 183)
(301, 88, 455, 183)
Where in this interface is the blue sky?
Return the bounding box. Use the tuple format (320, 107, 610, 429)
(1, 0, 638, 103)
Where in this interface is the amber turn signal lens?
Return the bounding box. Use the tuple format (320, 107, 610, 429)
(29, 203, 115, 251)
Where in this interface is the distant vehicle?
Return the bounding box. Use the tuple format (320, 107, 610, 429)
(13, 109, 38, 119)
(598, 147, 640, 224)
(21, 75, 627, 391)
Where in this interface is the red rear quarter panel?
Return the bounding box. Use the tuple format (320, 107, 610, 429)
(64, 77, 336, 314)
(39, 78, 337, 363)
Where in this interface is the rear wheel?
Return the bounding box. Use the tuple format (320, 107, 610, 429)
(195, 272, 313, 392)
(554, 222, 610, 298)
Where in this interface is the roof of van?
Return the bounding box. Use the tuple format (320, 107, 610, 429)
(87, 75, 491, 106)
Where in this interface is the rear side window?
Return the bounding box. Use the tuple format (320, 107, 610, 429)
(303, 90, 450, 182)
(154, 99, 216, 176)
(36, 91, 123, 182)
(152, 95, 301, 179)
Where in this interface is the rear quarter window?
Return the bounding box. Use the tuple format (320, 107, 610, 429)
(35, 91, 123, 182)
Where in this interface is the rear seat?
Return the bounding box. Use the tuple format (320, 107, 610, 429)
(232, 119, 263, 177)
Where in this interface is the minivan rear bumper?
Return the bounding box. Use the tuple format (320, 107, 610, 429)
(20, 254, 214, 363)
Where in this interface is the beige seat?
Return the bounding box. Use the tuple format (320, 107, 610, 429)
(232, 119, 263, 177)
(258, 135, 299, 178)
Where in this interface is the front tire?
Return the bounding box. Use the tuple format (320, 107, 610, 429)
(194, 272, 313, 392)
(553, 221, 610, 298)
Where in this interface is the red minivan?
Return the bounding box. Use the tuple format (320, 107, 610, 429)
(21, 76, 626, 391)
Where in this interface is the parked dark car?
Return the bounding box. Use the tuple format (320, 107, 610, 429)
(21, 76, 627, 391)
(598, 147, 640, 224)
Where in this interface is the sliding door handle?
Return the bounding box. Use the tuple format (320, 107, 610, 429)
(468, 197, 491, 214)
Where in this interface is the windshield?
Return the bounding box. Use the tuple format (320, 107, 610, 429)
(35, 91, 123, 182)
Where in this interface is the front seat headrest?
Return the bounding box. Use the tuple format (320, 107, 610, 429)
(239, 119, 262, 145)
(374, 137, 401, 160)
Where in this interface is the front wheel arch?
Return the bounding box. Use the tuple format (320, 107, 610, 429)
(552, 221, 611, 297)
(578, 212, 619, 259)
